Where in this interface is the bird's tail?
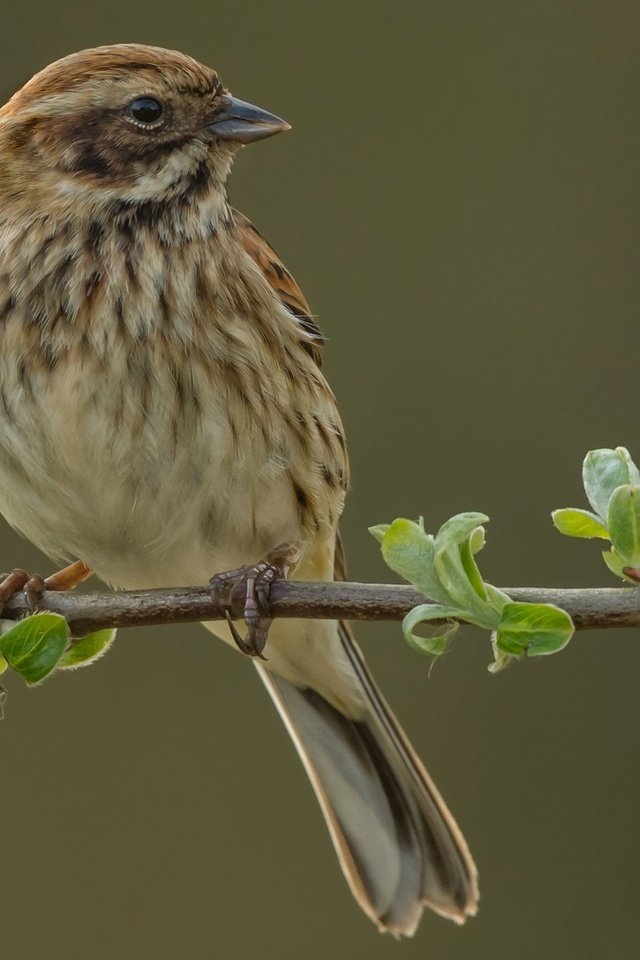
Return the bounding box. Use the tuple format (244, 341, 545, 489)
(255, 624, 478, 937)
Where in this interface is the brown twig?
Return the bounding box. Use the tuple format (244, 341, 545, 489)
(1, 581, 639, 635)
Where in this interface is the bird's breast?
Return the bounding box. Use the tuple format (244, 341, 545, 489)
(0, 225, 347, 587)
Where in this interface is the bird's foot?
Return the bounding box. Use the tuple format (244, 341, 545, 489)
(0, 560, 92, 614)
(210, 546, 298, 659)
(0, 569, 46, 613)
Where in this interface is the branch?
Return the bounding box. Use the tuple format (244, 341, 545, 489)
(1, 581, 639, 635)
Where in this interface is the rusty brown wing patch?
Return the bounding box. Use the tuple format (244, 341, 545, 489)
(232, 207, 325, 367)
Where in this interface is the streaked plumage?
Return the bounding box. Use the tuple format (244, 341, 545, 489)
(0, 44, 478, 934)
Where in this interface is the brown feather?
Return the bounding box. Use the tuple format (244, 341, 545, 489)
(232, 207, 325, 366)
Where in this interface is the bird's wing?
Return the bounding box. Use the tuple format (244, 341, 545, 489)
(231, 207, 325, 366)
(233, 213, 478, 934)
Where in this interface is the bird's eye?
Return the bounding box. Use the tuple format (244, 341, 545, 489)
(128, 97, 164, 125)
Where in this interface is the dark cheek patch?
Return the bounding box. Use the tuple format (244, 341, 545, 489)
(39, 111, 193, 181)
(70, 140, 113, 177)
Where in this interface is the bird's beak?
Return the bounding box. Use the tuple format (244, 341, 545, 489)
(207, 95, 291, 144)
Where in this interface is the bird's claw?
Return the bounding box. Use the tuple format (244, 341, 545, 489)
(0, 561, 92, 617)
(0, 568, 46, 614)
(211, 560, 282, 659)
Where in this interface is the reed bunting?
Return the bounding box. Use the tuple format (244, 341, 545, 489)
(0, 44, 477, 935)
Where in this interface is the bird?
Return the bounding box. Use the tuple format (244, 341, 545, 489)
(0, 44, 478, 935)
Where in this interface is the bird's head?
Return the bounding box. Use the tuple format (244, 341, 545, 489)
(0, 43, 290, 209)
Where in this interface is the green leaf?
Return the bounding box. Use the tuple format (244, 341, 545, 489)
(402, 603, 461, 657)
(459, 536, 487, 600)
(469, 525, 486, 555)
(58, 629, 116, 669)
(405, 628, 454, 658)
(432, 546, 496, 625)
(607, 485, 640, 565)
(496, 602, 574, 658)
(0, 613, 68, 684)
(583, 447, 640, 521)
(432, 513, 495, 618)
(602, 549, 629, 580)
(484, 582, 512, 612)
(488, 631, 513, 674)
(435, 512, 490, 551)
(379, 518, 451, 604)
(0, 655, 7, 676)
(368, 524, 390, 544)
(552, 508, 611, 539)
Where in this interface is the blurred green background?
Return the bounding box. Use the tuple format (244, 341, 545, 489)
(2, 2, 639, 958)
